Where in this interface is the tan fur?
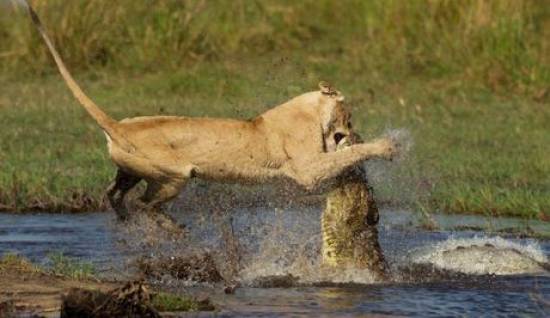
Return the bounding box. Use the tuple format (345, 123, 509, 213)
(25, 3, 398, 219)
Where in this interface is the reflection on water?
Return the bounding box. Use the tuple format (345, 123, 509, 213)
(0, 213, 118, 270)
(0, 210, 549, 316)
(211, 277, 550, 317)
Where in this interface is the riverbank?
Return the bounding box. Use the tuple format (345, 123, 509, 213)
(0, 254, 213, 317)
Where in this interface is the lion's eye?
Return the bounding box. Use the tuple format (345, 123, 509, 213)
(347, 122, 352, 129)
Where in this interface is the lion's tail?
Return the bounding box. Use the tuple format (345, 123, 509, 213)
(24, 1, 133, 151)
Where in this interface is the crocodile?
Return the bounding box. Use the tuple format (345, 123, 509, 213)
(321, 133, 388, 279)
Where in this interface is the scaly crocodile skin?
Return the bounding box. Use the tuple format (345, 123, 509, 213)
(322, 138, 387, 278)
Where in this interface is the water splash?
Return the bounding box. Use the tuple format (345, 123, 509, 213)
(407, 236, 548, 275)
(237, 233, 380, 285)
(113, 205, 385, 286)
(383, 128, 414, 163)
(364, 127, 425, 211)
(112, 205, 549, 287)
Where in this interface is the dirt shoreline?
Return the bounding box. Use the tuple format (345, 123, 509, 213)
(0, 275, 216, 317)
(0, 255, 215, 317)
(0, 270, 117, 317)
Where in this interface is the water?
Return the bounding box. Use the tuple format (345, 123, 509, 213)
(0, 213, 117, 268)
(0, 209, 549, 316)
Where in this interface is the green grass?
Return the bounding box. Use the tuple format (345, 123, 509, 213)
(1, 62, 548, 218)
(1, 0, 548, 93)
(0, 253, 40, 274)
(0, 0, 548, 218)
(47, 251, 96, 280)
(151, 292, 214, 312)
(0, 252, 94, 280)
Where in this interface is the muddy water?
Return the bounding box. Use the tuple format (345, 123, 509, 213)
(1, 210, 549, 317)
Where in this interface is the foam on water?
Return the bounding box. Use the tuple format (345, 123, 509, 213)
(408, 236, 548, 275)
(237, 232, 380, 285)
(238, 258, 379, 285)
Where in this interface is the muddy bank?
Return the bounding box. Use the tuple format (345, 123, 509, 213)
(0, 260, 116, 317)
(0, 255, 213, 317)
(0, 190, 104, 213)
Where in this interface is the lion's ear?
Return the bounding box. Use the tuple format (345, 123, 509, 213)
(319, 81, 332, 94)
(319, 81, 344, 101)
(319, 81, 336, 95)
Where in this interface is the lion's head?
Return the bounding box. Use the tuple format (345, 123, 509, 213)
(318, 82, 354, 152)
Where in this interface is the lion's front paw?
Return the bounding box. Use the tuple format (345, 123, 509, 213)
(374, 138, 400, 160)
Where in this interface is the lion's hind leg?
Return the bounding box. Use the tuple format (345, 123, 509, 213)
(106, 169, 142, 220)
(135, 178, 188, 236)
(137, 179, 186, 211)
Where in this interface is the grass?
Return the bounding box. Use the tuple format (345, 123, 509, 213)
(0, 252, 96, 279)
(0, 252, 94, 280)
(151, 292, 214, 312)
(1, 0, 548, 93)
(0, 1, 548, 219)
(47, 251, 96, 280)
(0, 253, 40, 274)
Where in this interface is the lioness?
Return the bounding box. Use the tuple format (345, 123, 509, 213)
(24, 2, 397, 219)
